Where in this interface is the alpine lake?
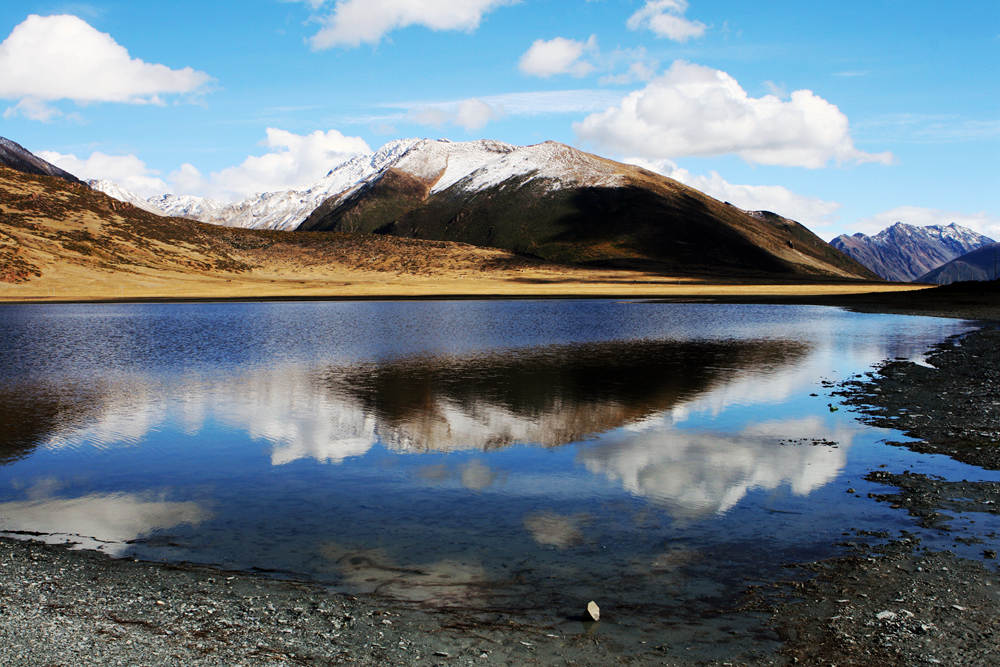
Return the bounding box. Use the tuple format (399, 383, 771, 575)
(2, 300, 997, 656)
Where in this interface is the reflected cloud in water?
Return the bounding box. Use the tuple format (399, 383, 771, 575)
(7, 337, 814, 467)
(579, 416, 860, 521)
(0, 480, 209, 555)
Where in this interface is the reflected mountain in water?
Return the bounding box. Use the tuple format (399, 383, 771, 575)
(0, 383, 107, 464)
(4, 337, 809, 466)
(317, 338, 807, 455)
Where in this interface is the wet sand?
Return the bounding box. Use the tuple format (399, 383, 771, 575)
(2, 285, 998, 665)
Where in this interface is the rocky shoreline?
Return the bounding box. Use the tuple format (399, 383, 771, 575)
(766, 324, 1000, 665)
(2, 305, 999, 665)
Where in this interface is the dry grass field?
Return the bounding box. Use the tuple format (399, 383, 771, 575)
(0, 166, 927, 303)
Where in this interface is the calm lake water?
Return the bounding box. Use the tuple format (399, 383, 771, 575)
(0, 300, 992, 653)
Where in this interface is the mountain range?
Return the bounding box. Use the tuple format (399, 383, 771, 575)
(830, 222, 995, 282)
(919, 243, 1000, 284)
(86, 138, 874, 280)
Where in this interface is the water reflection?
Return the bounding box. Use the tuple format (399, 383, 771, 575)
(2, 338, 809, 465)
(322, 339, 805, 453)
(580, 416, 858, 520)
(0, 480, 209, 555)
(320, 542, 492, 606)
(0, 302, 978, 648)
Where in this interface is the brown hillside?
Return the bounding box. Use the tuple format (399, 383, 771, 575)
(301, 142, 878, 281)
(0, 166, 916, 302)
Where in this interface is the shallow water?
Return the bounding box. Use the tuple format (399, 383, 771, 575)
(0, 300, 992, 653)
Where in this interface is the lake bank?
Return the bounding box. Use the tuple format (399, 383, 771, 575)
(1, 300, 997, 664)
(0, 275, 922, 304)
(766, 324, 1000, 665)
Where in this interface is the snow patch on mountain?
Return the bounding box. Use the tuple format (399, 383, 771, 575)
(453, 141, 625, 193)
(88, 138, 624, 230)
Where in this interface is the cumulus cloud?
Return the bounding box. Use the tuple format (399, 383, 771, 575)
(37, 150, 169, 197)
(852, 206, 1000, 240)
(410, 98, 505, 131)
(519, 35, 597, 78)
(626, 157, 842, 228)
(174, 128, 371, 200)
(576, 60, 893, 168)
(0, 14, 211, 119)
(627, 0, 706, 42)
(307, 0, 516, 49)
(43, 128, 371, 202)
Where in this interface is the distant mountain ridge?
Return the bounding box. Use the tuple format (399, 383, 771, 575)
(831, 222, 994, 282)
(918, 242, 1000, 284)
(0, 137, 84, 186)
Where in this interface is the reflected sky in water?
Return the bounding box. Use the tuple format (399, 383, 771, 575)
(0, 300, 985, 642)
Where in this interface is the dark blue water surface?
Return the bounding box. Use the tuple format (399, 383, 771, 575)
(0, 300, 996, 648)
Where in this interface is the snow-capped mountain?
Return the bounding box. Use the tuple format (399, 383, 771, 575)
(86, 179, 166, 214)
(88, 136, 874, 279)
(92, 138, 522, 231)
(88, 138, 625, 231)
(300, 139, 875, 280)
(831, 222, 995, 282)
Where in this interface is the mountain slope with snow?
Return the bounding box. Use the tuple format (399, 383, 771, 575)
(831, 222, 995, 282)
(87, 136, 875, 279)
(301, 140, 876, 280)
(93, 138, 518, 231)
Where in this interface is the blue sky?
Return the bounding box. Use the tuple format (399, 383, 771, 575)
(0, 0, 997, 239)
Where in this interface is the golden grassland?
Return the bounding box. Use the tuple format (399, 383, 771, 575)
(0, 166, 928, 303)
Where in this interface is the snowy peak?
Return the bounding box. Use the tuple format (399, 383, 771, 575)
(832, 222, 995, 282)
(87, 180, 166, 215)
(450, 141, 625, 194)
(75, 138, 627, 232)
(300, 139, 874, 281)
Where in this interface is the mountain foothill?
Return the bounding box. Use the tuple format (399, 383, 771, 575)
(2, 133, 987, 292)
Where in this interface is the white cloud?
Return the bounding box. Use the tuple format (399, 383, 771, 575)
(626, 157, 841, 228)
(518, 35, 597, 78)
(308, 0, 516, 49)
(412, 98, 504, 131)
(43, 128, 371, 202)
(627, 0, 706, 42)
(37, 150, 169, 197)
(3, 97, 62, 122)
(852, 206, 1000, 240)
(0, 14, 211, 118)
(575, 60, 893, 168)
(175, 128, 371, 200)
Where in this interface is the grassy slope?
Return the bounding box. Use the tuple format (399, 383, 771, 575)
(0, 166, 919, 302)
